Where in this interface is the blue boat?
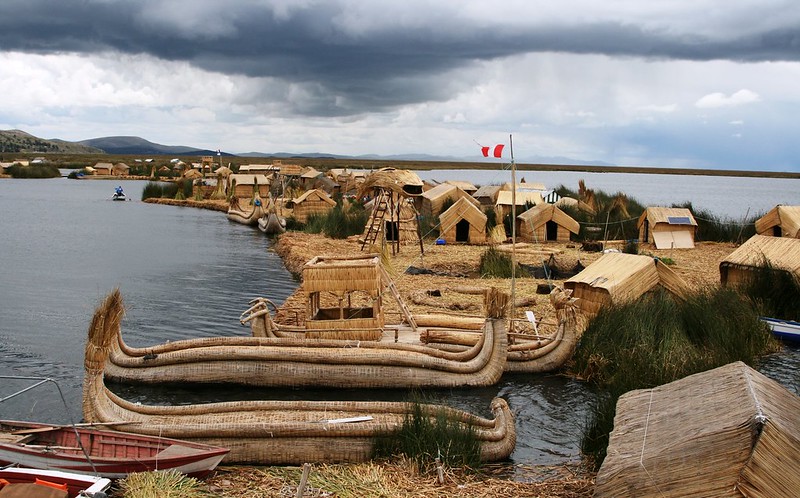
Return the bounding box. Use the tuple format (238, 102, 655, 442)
(760, 317, 800, 344)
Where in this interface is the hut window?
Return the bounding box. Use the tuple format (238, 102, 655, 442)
(546, 220, 558, 241)
(456, 219, 470, 242)
(385, 221, 399, 242)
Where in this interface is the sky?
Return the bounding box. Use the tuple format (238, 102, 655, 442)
(1, 0, 799, 172)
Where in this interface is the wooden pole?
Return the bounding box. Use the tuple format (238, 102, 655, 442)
(510, 134, 516, 331)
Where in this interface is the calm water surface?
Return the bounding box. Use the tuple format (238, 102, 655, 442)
(0, 174, 797, 467)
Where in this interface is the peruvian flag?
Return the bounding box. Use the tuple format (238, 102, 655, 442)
(481, 144, 504, 158)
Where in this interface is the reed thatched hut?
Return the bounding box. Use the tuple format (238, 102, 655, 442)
(444, 180, 478, 195)
(473, 185, 502, 207)
(755, 205, 800, 238)
(420, 184, 479, 218)
(438, 197, 487, 244)
(358, 168, 424, 250)
(302, 255, 384, 341)
(299, 167, 322, 189)
(111, 163, 130, 176)
(93, 162, 113, 175)
(182, 168, 203, 180)
(238, 164, 278, 175)
(638, 207, 698, 249)
(565, 252, 690, 315)
(227, 173, 271, 198)
(494, 190, 544, 219)
(719, 234, 800, 287)
(596, 361, 800, 498)
(517, 203, 580, 243)
(288, 188, 336, 223)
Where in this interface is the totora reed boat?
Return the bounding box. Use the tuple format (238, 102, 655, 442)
(98, 255, 511, 389)
(82, 291, 517, 465)
(226, 190, 267, 226)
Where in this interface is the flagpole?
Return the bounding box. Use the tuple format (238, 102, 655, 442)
(509, 134, 516, 330)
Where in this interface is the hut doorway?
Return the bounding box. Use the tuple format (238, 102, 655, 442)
(384, 220, 399, 242)
(455, 219, 470, 242)
(546, 220, 558, 241)
(773, 226, 782, 236)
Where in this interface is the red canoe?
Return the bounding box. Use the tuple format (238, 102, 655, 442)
(0, 467, 112, 497)
(0, 420, 229, 479)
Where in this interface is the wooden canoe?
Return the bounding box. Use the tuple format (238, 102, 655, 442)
(93, 289, 508, 389)
(82, 320, 517, 465)
(0, 467, 111, 497)
(0, 420, 228, 479)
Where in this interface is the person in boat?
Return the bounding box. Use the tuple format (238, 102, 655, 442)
(115, 186, 124, 196)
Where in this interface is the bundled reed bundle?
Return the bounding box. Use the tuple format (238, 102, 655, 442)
(596, 362, 800, 497)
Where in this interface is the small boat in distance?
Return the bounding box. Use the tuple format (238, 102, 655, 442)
(112, 185, 126, 201)
(760, 316, 800, 343)
(0, 420, 229, 479)
(0, 467, 111, 498)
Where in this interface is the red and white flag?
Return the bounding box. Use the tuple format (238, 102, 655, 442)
(481, 144, 504, 158)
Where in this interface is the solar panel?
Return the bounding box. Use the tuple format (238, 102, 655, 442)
(667, 216, 692, 225)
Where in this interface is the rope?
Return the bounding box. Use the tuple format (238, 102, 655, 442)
(639, 388, 667, 497)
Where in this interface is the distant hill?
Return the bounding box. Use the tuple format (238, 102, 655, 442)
(77, 136, 231, 156)
(0, 129, 102, 154)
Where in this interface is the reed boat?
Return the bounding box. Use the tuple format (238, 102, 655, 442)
(83, 295, 517, 465)
(96, 274, 509, 388)
(409, 287, 582, 373)
(226, 191, 267, 225)
(0, 420, 228, 479)
(257, 211, 286, 235)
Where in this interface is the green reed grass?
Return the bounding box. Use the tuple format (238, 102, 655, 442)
(479, 246, 529, 278)
(7, 163, 61, 178)
(372, 400, 482, 469)
(672, 202, 757, 243)
(742, 262, 800, 321)
(302, 199, 368, 239)
(141, 181, 178, 200)
(573, 288, 779, 469)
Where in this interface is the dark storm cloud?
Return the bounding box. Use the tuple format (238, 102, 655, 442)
(2, 1, 798, 116)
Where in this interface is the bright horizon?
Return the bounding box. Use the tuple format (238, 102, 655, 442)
(1, 1, 799, 173)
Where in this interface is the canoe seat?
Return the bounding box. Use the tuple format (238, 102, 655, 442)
(155, 444, 196, 458)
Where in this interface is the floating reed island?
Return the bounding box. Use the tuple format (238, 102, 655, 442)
(83, 290, 517, 465)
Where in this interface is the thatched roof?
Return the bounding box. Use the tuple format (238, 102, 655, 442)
(291, 188, 336, 206)
(473, 184, 501, 201)
(300, 166, 322, 179)
(182, 169, 203, 179)
(358, 167, 424, 197)
(214, 165, 232, 177)
(720, 234, 800, 284)
(495, 190, 544, 207)
(439, 197, 487, 233)
(596, 361, 800, 498)
(228, 173, 270, 186)
(422, 183, 479, 205)
(637, 206, 698, 228)
(565, 252, 690, 305)
(517, 204, 580, 234)
(500, 181, 547, 191)
(302, 255, 383, 295)
(444, 180, 477, 193)
(755, 205, 800, 238)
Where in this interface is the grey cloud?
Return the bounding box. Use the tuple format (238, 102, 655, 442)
(2, 1, 799, 117)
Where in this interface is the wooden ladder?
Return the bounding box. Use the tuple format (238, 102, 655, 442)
(361, 189, 390, 250)
(380, 266, 417, 331)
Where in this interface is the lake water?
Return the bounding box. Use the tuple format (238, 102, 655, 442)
(418, 169, 800, 220)
(0, 174, 797, 467)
